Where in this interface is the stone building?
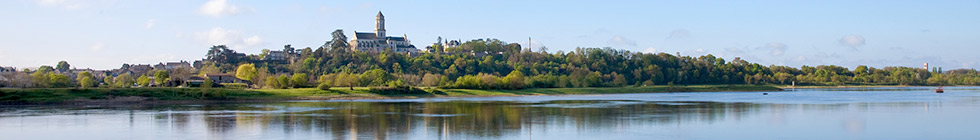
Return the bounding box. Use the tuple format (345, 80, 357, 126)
(349, 11, 418, 53)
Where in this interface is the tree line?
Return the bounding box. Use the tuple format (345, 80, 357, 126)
(199, 30, 980, 90)
(4, 30, 980, 89)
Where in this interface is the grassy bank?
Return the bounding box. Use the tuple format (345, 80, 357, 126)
(0, 85, 780, 104)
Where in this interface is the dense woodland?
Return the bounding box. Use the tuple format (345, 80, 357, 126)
(5, 29, 980, 89)
(199, 30, 980, 89)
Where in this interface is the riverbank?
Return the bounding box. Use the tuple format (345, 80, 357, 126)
(781, 85, 948, 89)
(0, 85, 781, 105)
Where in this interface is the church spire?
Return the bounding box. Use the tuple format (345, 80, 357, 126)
(375, 11, 386, 38)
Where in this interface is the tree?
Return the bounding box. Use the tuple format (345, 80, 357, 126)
(584, 71, 603, 87)
(260, 49, 271, 59)
(360, 69, 391, 86)
(265, 77, 279, 89)
(76, 71, 96, 88)
(202, 77, 213, 89)
(421, 73, 442, 87)
(31, 69, 50, 88)
(103, 75, 114, 87)
(235, 63, 257, 82)
(291, 73, 309, 88)
(328, 29, 349, 53)
(154, 70, 170, 87)
(198, 64, 221, 76)
(610, 73, 627, 86)
(37, 66, 55, 74)
(854, 65, 869, 75)
(284, 44, 295, 55)
(79, 76, 95, 88)
(277, 75, 290, 89)
(137, 75, 151, 87)
(502, 70, 526, 89)
(168, 67, 194, 87)
(114, 73, 135, 88)
(56, 61, 70, 72)
(334, 73, 359, 90)
(439, 75, 451, 86)
(47, 74, 72, 88)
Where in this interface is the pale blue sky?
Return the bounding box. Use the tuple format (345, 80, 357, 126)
(1, 0, 978, 70)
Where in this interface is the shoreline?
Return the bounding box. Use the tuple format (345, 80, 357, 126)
(779, 85, 950, 89)
(1, 85, 783, 106)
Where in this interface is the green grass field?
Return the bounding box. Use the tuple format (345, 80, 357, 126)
(0, 85, 781, 104)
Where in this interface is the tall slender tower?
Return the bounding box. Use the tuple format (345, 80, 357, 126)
(375, 11, 386, 38)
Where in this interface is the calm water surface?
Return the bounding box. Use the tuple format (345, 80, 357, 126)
(2, 87, 979, 140)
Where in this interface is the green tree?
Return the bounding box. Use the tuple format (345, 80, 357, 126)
(56, 61, 70, 72)
(31, 72, 49, 88)
(198, 64, 221, 76)
(259, 49, 271, 59)
(360, 69, 391, 86)
(154, 70, 169, 87)
(265, 77, 279, 89)
(137, 75, 151, 87)
(277, 75, 290, 89)
(334, 73, 360, 90)
(103, 75, 114, 88)
(37, 66, 54, 74)
(291, 73, 309, 88)
(438, 75, 451, 86)
(76, 71, 95, 88)
(235, 63, 257, 81)
(202, 77, 212, 97)
(79, 77, 95, 88)
(502, 70, 526, 89)
(328, 29, 349, 53)
(47, 74, 72, 88)
(114, 73, 135, 88)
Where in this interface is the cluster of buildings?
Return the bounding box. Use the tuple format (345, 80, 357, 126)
(2, 11, 478, 88)
(0, 60, 252, 88)
(345, 11, 475, 55)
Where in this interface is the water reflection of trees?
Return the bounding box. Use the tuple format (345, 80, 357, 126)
(148, 101, 767, 139)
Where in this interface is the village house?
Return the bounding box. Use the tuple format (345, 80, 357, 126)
(129, 64, 153, 76)
(165, 61, 192, 70)
(185, 76, 208, 87)
(266, 51, 289, 61)
(205, 73, 249, 84)
(192, 60, 204, 69)
(0, 66, 15, 73)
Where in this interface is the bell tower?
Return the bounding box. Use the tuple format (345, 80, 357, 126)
(375, 11, 386, 38)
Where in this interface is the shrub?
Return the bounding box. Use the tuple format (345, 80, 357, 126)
(369, 86, 426, 95)
(317, 83, 331, 90)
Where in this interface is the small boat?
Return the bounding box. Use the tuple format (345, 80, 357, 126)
(936, 86, 944, 93)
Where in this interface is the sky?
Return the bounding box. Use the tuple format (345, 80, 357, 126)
(1, 0, 979, 70)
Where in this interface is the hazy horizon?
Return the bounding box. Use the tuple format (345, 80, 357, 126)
(2, 0, 978, 70)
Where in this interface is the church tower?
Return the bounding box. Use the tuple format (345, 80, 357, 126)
(375, 11, 386, 38)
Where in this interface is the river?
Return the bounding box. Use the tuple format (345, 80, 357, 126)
(1, 87, 978, 140)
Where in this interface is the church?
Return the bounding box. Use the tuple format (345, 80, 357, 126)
(349, 11, 418, 53)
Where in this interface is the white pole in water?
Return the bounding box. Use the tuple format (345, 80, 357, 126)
(792, 81, 796, 91)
